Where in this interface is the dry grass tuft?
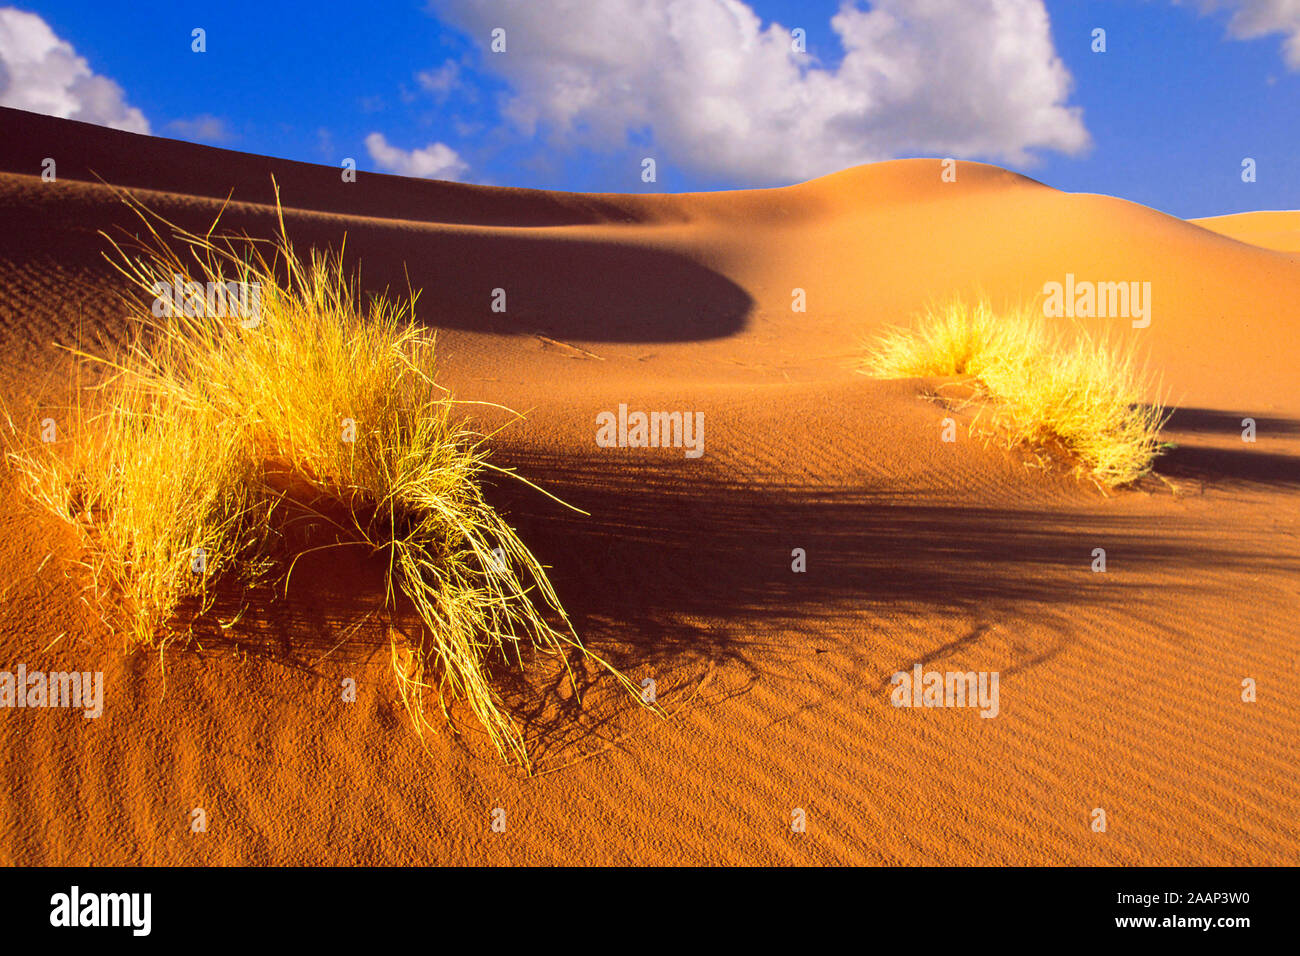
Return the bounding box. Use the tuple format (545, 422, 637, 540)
(3, 186, 637, 768)
(861, 299, 1171, 488)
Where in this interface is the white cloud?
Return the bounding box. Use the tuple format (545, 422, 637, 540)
(417, 60, 461, 97)
(430, 0, 1089, 183)
(364, 131, 469, 179)
(0, 7, 148, 133)
(1178, 0, 1300, 67)
(167, 113, 233, 144)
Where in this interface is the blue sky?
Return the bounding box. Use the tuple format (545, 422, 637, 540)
(3, 0, 1298, 217)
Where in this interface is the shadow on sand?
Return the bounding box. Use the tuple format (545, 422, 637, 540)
(177, 437, 1300, 766)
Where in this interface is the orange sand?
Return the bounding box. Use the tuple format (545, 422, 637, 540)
(0, 107, 1296, 864)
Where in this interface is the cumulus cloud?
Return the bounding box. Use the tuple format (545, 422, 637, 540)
(0, 6, 148, 133)
(1178, 0, 1300, 67)
(429, 0, 1089, 183)
(364, 131, 469, 180)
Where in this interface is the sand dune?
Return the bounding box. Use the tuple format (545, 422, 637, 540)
(0, 107, 1296, 865)
(1192, 210, 1300, 253)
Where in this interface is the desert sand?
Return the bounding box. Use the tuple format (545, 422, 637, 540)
(0, 106, 1296, 865)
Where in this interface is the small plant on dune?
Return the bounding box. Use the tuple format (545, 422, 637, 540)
(860, 299, 1171, 489)
(3, 187, 636, 768)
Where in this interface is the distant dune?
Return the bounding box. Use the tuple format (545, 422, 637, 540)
(1192, 210, 1300, 253)
(1, 106, 1296, 865)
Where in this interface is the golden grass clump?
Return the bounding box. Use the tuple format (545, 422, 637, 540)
(860, 299, 1170, 488)
(4, 189, 632, 767)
